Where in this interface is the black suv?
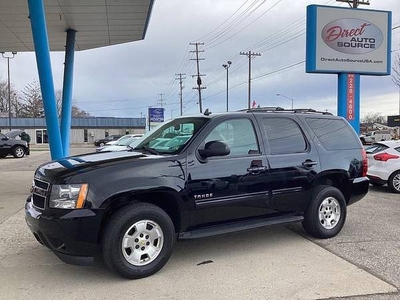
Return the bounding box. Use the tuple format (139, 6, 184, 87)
(25, 108, 369, 279)
(0, 131, 28, 158)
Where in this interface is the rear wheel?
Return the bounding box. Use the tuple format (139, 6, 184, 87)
(12, 146, 25, 158)
(302, 185, 347, 239)
(102, 202, 176, 279)
(388, 171, 400, 194)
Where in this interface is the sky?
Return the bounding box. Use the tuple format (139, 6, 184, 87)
(1, 0, 400, 121)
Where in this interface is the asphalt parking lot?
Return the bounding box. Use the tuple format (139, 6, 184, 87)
(0, 148, 399, 300)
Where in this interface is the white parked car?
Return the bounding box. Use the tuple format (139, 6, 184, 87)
(96, 136, 141, 152)
(105, 134, 144, 146)
(366, 140, 400, 193)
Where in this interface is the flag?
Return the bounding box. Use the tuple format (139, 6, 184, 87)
(252, 100, 257, 108)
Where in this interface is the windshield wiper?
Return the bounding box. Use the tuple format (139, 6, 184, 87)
(135, 146, 160, 155)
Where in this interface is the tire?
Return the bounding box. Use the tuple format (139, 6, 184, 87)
(388, 171, 400, 194)
(302, 185, 347, 239)
(12, 146, 25, 158)
(102, 202, 176, 279)
(99, 142, 105, 147)
(0, 154, 7, 158)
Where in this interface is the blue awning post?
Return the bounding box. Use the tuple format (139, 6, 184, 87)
(27, 0, 63, 159)
(338, 73, 360, 134)
(60, 29, 76, 157)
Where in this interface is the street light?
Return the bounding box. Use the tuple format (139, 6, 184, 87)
(276, 93, 293, 110)
(1, 51, 17, 131)
(222, 61, 232, 112)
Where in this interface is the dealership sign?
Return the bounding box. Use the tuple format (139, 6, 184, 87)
(148, 107, 164, 123)
(306, 5, 391, 75)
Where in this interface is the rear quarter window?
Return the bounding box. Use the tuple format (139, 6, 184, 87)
(305, 117, 360, 150)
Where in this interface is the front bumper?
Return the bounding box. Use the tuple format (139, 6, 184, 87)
(348, 176, 370, 206)
(25, 199, 105, 266)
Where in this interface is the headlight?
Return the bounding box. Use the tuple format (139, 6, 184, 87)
(49, 184, 88, 209)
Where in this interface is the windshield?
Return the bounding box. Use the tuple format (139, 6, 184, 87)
(131, 117, 210, 154)
(117, 137, 140, 146)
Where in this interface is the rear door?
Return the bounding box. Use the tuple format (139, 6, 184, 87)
(259, 115, 321, 213)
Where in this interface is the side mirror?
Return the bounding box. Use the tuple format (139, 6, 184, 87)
(198, 141, 230, 159)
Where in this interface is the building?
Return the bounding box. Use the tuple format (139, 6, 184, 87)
(0, 117, 146, 145)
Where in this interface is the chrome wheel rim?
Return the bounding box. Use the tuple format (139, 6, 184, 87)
(122, 220, 164, 266)
(318, 197, 341, 230)
(393, 173, 400, 192)
(15, 148, 24, 157)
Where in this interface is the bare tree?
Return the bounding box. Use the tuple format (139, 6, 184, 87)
(72, 105, 91, 117)
(361, 112, 387, 125)
(18, 80, 43, 117)
(393, 53, 400, 88)
(0, 79, 8, 114)
(0, 78, 18, 116)
(17, 80, 90, 118)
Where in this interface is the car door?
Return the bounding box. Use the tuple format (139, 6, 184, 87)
(0, 132, 11, 156)
(187, 116, 271, 228)
(260, 116, 321, 213)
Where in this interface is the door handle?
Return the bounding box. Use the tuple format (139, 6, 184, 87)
(247, 166, 267, 174)
(302, 160, 318, 167)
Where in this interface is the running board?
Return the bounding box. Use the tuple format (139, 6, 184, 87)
(179, 215, 304, 240)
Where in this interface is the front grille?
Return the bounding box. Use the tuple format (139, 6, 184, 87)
(32, 178, 50, 210)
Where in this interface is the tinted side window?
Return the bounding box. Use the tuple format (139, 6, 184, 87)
(204, 118, 259, 157)
(306, 118, 360, 150)
(262, 117, 307, 154)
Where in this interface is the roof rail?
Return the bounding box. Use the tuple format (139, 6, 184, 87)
(239, 107, 333, 115)
(237, 106, 284, 112)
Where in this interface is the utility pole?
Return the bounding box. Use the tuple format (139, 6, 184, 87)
(222, 61, 232, 112)
(175, 73, 186, 116)
(190, 42, 206, 113)
(240, 51, 261, 109)
(157, 93, 166, 108)
(336, 0, 370, 8)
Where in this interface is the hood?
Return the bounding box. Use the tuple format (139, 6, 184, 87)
(35, 150, 149, 181)
(5, 129, 23, 139)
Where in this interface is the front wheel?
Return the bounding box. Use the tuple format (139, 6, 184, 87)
(102, 202, 176, 279)
(388, 171, 400, 194)
(12, 146, 25, 158)
(302, 185, 347, 239)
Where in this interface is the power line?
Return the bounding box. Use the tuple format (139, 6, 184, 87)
(205, 0, 284, 50)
